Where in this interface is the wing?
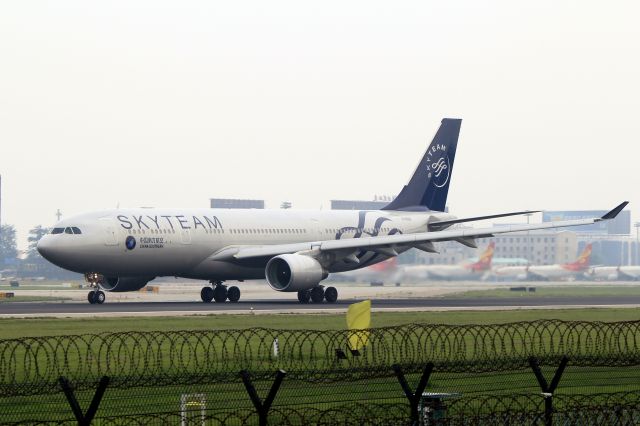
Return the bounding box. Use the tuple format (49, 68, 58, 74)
(211, 202, 628, 262)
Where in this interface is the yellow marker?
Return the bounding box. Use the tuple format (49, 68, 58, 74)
(346, 300, 371, 351)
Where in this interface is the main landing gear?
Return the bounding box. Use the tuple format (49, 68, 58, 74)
(88, 290, 105, 305)
(297, 286, 338, 304)
(85, 273, 106, 305)
(201, 281, 241, 303)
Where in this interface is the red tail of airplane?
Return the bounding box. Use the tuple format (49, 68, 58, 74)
(468, 242, 495, 272)
(563, 243, 592, 272)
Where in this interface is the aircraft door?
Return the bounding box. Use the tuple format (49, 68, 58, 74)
(99, 218, 119, 246)
(309, 218, 322, 241)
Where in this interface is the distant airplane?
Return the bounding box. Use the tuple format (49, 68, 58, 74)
(337, 257, 401, 285)
(588, 265, 640, 281)
(37, 118, 628, 304)
(398, 242, 495, 281)
(494, 244, 593, 281)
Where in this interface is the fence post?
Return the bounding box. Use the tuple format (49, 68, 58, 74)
(240, 369, 287, 426)
(393, 363, 434, 426)
(59, 376, 110, 426)
(528, 356, 569, 426)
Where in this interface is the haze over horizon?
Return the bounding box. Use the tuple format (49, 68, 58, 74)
(1, 1, 639, 250)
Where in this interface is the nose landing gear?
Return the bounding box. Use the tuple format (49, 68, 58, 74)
(85, 273, 106, 305)
(201, 281, 241, 303)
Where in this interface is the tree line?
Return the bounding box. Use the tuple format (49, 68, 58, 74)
(0, 224, 80, 279)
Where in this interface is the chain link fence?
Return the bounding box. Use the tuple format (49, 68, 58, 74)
(2, 320, 640, 424)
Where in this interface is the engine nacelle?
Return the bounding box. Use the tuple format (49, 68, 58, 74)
(101, 276, 155, 292)
(265, 254, 327, 292)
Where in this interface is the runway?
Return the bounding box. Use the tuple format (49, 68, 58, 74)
(4, 295, 640, 317)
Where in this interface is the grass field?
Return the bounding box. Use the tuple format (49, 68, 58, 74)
(5, 365, 637, 423)
(451, 285, 640, 299)
(2, 306, 640, 423)
(0, 307, 639, 339)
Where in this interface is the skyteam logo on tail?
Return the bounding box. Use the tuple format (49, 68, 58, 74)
(426, 144, 450, 188)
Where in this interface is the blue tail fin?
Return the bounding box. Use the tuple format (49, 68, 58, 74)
(382, 118, 461, 212)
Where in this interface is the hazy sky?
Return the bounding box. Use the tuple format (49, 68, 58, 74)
(1, 1, 639, 250)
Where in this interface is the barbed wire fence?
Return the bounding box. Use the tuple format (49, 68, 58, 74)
(2, 320, 640, 424)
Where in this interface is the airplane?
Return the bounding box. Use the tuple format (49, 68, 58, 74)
(588, 265, 640, 281)
(398, 242, 495, 281)
(493, 243, 593, 281)
(36, 118, 629, 304)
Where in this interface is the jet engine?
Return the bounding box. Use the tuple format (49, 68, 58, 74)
(265, 254, 327, 292)
(101, 276, 155, 292)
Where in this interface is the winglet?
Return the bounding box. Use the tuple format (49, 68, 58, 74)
(601, 201, 629, 220)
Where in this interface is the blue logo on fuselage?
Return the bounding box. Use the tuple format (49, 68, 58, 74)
(126, 236, 136, 250)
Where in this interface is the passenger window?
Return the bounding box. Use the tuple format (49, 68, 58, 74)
(71, 227, 82, 234)
(64, 227, 73, 234)
(51, 228, 64, 234)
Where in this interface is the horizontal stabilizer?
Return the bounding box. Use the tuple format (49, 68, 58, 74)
(429, 210, 540, 231)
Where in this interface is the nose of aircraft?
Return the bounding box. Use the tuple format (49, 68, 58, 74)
(37, 236, 55, 262)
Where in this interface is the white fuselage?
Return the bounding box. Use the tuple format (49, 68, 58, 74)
(493, 264, 585, 281)
(589, 266, 640, 281)
(492, 265, 529, 280)
(38, 208, 452, 281)
(398, 264, 486, 281)
(527, 265, 585, 280)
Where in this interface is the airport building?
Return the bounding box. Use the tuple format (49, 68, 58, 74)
(408, 231, 577, 267)
(404, 238, 477, 265)
(543, 210, 631, 235)
(330, 199, 390, 210)
(543, 209, 638, 266)
(210, 198, 265, 209)
(577, 238, 639, 267)
(478, 231, 577, 265)
(412, 231, 640, 267)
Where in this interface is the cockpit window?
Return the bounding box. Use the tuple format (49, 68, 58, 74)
(71, 227, 82, 234)
(51, 228, 64, 234)
(64, 227, 73, 234)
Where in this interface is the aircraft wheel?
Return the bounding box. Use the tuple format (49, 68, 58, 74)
(87, 292, 96, 304)
(297, 290, 311, 303)
(213, 285, 228, 303)
(324, 286, 338, 303)
(201, 287, 214, 303)
(95, 291, 106, 304)
(227, 286, 241, 303)
(310, 286, 325, 304)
